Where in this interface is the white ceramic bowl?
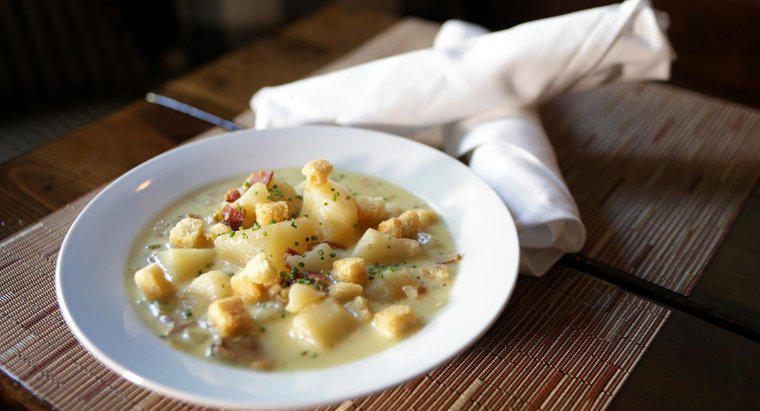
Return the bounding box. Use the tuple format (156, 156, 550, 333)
(56, 126, 518, 409)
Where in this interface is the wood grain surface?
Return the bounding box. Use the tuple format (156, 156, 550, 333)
(0, 4, 398, 241)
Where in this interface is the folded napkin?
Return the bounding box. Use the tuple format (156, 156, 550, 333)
(251, 0, 674, 275)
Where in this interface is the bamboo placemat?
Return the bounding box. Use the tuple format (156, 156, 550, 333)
(198, 18, 760, 295)
(0, 193, 668, 410)
(542, 83, 760, 293)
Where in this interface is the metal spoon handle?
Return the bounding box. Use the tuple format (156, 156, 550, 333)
(145, 92, 244, 131)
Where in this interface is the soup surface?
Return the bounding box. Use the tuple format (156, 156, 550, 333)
(127, 160, 460, 371)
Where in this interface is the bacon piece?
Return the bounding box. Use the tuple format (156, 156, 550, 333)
(279, 269, 330, 290)
(304, 271, 331, 289)
(285, 248, 301, 256)
(222, 203, 246, 230)
(225, 189, 241, 202)
(246, 170, 273, 187)
(438, 253, 462, 265)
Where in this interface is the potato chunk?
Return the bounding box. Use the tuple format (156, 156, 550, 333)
(285, 283, 326, 312)
(186, 270, 233, 301)
(290, 298, 356, 348)
(207, 297, 253, 338)
(301, 159, 358, 246)
(301, 159, 333, 185)
(329, 282, 363, 302)
(352, 229, 421, 264)
(372, 304, 418, 338)
(234, 182, 270, 228)
(331, 257, 368, 285)
(169, 217, 211, 248)
(365, 269, 420, 302)
(354, 196, 387, 227)
(344, 296, 372, 321)
(155, 248, 215, 284)
(285, 243, 337, 273)
(215, 217, 318, 271)
(240, 252, 278, 286)
(134, 263, 175, 300)
(255, 201, 289, 226)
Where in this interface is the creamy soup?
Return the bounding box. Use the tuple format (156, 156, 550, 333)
(127, 160, 460, 371)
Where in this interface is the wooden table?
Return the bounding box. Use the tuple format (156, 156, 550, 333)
(1, 4, 758, 410)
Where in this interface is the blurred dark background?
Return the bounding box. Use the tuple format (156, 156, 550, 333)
(0, 0, 758, 161)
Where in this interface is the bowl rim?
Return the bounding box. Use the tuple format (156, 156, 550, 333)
(55, 125, 519, 409)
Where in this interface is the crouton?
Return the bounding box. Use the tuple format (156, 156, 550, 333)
(240, 253, 278, 286)
(329, 282, 363, 302)
(230, 274, 268, 303)
(377, 217, 404, 238)
(208, 222, 232, 239)
(421, 264, 452, 282)
(378, 209, 422, 238)
(255, 201, 289, 226)
(354, 196, 387, 227)
(169, 217, 211, 248)
(186, 270, 232, 301)
(413, 208, 438, 227)
(301, 159, 333, 185)
(332, 257, 368, 285)
(372, 304, 418, 338)
(207, 297, 253, 338)
(345, 296, 372, 321)
(134, 263, 175, 300)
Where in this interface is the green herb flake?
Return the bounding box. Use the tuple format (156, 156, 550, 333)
(268, 186, 285, 201)
(229, 231, 236, 237)
(182, 310, 193, 318)
(291, 220, 298, 228)
(329, 252, 336, 258)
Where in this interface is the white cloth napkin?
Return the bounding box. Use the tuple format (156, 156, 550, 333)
(251, 0, 674, 276)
